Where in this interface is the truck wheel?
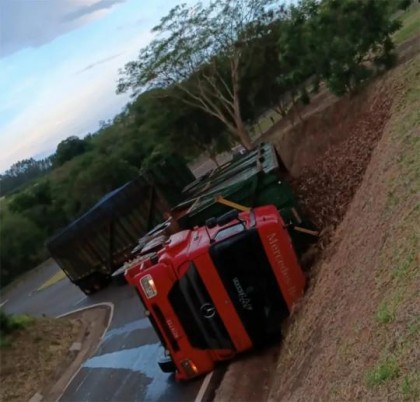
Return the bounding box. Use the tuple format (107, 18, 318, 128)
(158, 357, 176, 373)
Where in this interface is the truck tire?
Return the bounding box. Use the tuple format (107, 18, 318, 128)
(77, 273, 111, 295)
(158, 357, 176, 373)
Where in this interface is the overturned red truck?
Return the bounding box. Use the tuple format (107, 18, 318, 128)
(123, 144, 316, 380)
(125, 205, 307, 380)
(47, 143, 314, 379)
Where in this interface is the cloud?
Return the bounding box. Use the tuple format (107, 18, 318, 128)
(0, 73, 131, 171)
(0, 0, 126, 58)
(0, 26, 153, 172)
(62, 0, 125, 22)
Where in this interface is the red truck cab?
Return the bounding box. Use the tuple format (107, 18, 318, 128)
(125, 205, 305, 380)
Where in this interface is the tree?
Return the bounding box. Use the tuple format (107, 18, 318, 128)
(69, 157, 138, 214)
(291, 0, 401, 96)
(117, 0, 285, 150)
(54, 136, 89, 166)
(130, 89, 232, 163)
(0, 158, 52, 196)
(0, 211, 45, 286)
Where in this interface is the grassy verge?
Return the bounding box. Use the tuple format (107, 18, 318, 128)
(364, 56, 420, 400)
(394, 2, 420, 45)
(0, 312, 81, 402)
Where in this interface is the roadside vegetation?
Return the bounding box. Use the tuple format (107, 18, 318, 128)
(0, 309, 81, 402)
(0, 0, 415, 289)
(1, 1, 418, 401)
(393, 1, 420, 44)
(267, 52, 419, 401)
(0, 310, 32, 347)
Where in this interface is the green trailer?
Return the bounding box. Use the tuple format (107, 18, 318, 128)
(172, 143, 316, 254)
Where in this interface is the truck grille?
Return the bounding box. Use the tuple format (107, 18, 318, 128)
(209, 228, 289, 346)
(168, 262, 233, 350)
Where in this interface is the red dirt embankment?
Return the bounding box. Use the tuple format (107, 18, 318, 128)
(267, 55, 419, 401)
(215, 45, 419, 402)
(266, 73, 394, 234)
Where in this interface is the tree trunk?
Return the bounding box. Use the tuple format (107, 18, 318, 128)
(230, 56, 254, 150)
(232, 87, 252, 148)
(209, 154, 220, 167)
(234, 115, 253, 150)
(292, 97, 304, 124)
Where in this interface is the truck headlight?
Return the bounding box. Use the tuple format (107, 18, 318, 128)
(181, 359, 198, 377)
(140, 274, 157, 298)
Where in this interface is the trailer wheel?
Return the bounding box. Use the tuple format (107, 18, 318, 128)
(81, 286, 92, 295)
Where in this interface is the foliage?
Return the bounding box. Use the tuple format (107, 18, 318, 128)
(53, 136, 89, 167)
(366, 357, 400, 386)
(0, 158, 53, 197)
(0, 210, 45, 287)
(1, 0, 411, 288)
(279, 0, 402, 97)
(129, 89, 232, 162)
(117, 0, 286, 149)
(0, 310, 32, 347)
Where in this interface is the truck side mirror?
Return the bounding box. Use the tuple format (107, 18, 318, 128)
(216, 210, 239, 226)
(206, 210, 240, 229)
(205, 217, 217, 228)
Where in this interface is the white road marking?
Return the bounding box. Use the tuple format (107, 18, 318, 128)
(0, 299, 8, 308)
(194, 371, 214, 402)
(54, 302, 114, 401)
(72, 295, 87, 308)
(57, 302, 114, 326)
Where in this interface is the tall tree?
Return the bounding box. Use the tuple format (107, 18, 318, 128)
(283, 0, 401, 97)
(0, 158, 52, 196)
(117, 0, 285, 150)
(54, 136, 89, 166)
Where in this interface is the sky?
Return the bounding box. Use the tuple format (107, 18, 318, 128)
(0, 0, 196, 173)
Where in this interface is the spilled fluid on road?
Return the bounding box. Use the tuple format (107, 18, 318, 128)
(103, 317, 150, 339)
(84, 318, 174, 401)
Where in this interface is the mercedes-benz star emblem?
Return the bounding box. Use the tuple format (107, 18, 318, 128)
(200, 303, 216, 319)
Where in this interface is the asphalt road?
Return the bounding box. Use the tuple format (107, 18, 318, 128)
(0, 259, 205, 402)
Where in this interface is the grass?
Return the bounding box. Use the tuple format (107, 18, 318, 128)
(400, 374, 420, 400)
(364, 55, 420, 399)
(375, 301, 395, 324)
(257, 109, 283, 133)
(407, 318, 420, 336)
(391, 250, 415, 281)
(366, 357, 400, 387)
(0, 310, 33, 347)
(394, 3, 420, 45)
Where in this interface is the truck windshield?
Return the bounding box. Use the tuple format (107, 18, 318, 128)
(168, 262, 233, 350)
(209, 228, 289, 345)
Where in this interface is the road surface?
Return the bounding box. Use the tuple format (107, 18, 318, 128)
(1, 259, 211, 402)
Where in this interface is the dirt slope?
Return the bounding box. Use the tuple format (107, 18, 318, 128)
(267, 55, 419, 401)
(0, 306, 110, 402)
(0, 317, 81, 402)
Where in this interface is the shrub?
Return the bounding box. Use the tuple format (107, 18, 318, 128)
(0, 310, 33, 347)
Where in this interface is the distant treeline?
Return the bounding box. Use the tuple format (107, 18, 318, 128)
(0, 0, 411, 288)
